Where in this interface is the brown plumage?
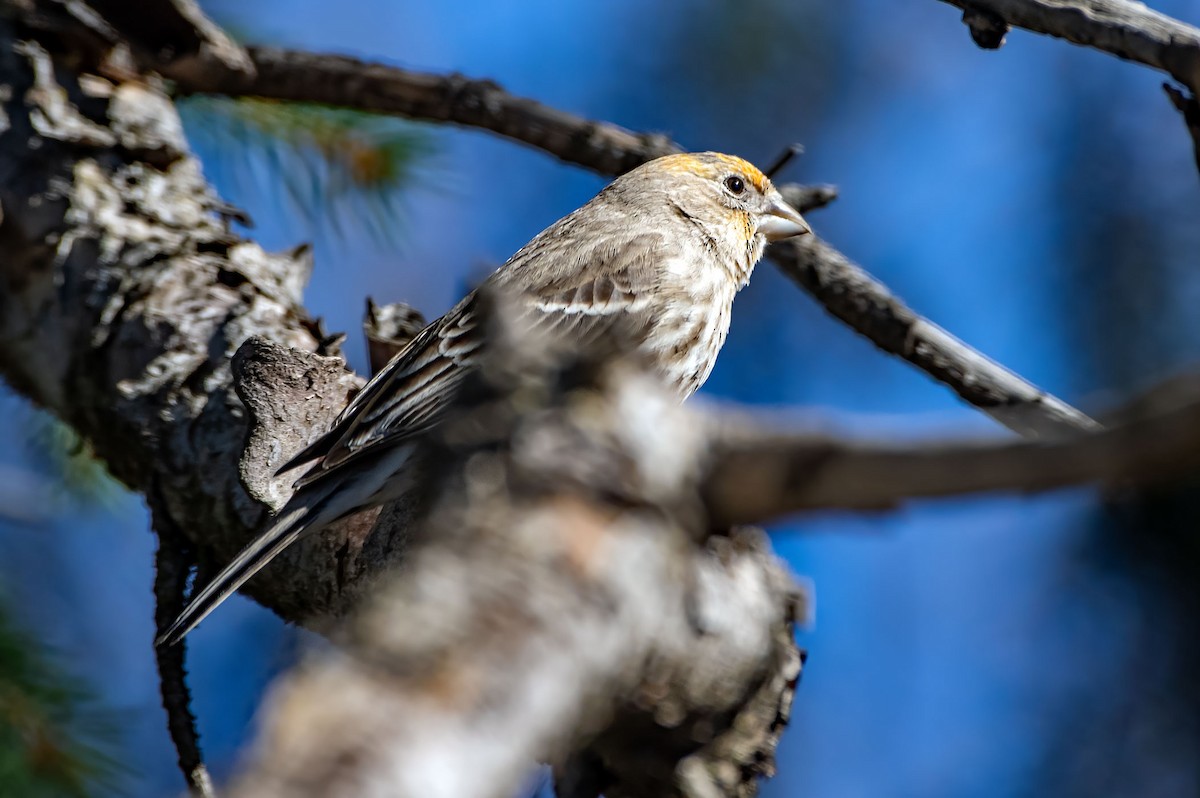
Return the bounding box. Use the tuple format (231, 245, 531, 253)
(157, 152, 810, 645)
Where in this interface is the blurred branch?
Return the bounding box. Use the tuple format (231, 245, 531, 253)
(705, 382, 1200, 526)
(938, 0, 1200, 93)
(229, 293, 1200, 797)
(165, 42, 1093, 439)
(767, 236, 1101, 437)
(230, 304, 804, 798)
(235, 499, 799, 798)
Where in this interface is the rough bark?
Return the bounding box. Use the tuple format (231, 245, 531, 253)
(0, 15, 386, 627)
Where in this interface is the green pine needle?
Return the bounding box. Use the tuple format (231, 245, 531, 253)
(180, 96, 432, 245)
(0, 605, 124, 797)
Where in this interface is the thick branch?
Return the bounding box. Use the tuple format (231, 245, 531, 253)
(235, 507, 798, 798)
(939, 0, 1200, 92)
(0, 19, 396, 629)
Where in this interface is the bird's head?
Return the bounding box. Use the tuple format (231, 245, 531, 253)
(646, 152, 810, 240)
(606, 152, 811, 282)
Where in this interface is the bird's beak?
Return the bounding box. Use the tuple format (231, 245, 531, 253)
(758, 197, 811, 242)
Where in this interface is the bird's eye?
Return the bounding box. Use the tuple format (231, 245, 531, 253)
(724, 175, 746, 195)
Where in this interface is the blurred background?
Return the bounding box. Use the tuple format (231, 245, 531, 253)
(1, 0, 1198, 795)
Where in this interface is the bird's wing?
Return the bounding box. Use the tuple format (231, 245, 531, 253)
(282, 231, 669, 488)
(509, 229, 667, 345)
(282, 293, 482, 486)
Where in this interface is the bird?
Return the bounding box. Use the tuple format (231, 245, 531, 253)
(156, 151, 811, 646)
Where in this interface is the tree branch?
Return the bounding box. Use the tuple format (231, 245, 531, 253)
(1164, 82, 1200, 174)
(939, 1, 1200, 178)
(704, 384, 1200, 527)
(0, 16, 391, 631)
(150, 485, 216, 798)
(767, 236, 1101, 438)
(938, 0, 1200, 93)
(171, 46, 681, 176)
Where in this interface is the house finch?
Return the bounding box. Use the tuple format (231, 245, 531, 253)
(157, 152, 810, 646)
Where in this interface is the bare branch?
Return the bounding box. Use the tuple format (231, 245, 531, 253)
(767, 236, 1101, 438)
(938, 0, 1200, 93)
(150, 489, 215, 798)
(704, 382, 1200, 527)
(171, 46, 680, 176)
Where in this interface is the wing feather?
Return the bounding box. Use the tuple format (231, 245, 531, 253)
(285, 228, 669, 490)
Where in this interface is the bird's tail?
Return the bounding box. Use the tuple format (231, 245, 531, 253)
(156, 445, 418, 647)
(155, 495, 332, 647)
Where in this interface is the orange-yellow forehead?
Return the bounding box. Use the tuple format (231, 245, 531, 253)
(653, 152, 769, 193)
